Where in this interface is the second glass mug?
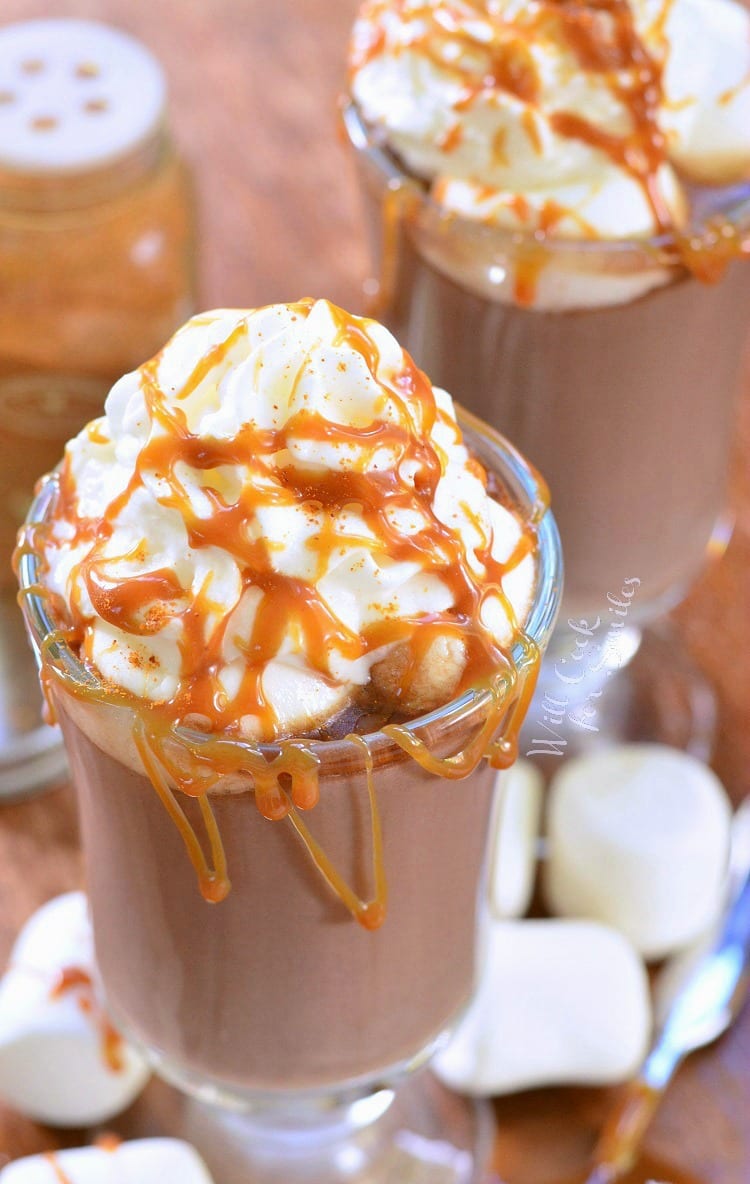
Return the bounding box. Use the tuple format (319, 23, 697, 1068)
(344, 100, 750, 752)
(18, 412, 562, 1184)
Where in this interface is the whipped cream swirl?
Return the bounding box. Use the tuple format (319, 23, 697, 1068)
(349, 0, 750, 239)
(43, 300, 535, 741)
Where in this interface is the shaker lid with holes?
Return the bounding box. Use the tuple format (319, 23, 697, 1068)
(0, 19, 166, 174)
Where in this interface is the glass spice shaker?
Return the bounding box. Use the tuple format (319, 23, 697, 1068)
(0, 18, 197, 798)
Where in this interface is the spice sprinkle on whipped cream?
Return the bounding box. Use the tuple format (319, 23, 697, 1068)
(40, 298, 536, 743)
(348, 0, 750, 239)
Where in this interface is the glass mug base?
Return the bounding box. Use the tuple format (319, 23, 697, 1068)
(123, 1071, 495, 1184)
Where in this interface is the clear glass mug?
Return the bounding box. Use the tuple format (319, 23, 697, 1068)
(17, 412, 562, 1184)
(343, 99, 750, 754)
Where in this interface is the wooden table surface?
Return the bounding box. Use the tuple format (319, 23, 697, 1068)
(0, 2, 748, 1181)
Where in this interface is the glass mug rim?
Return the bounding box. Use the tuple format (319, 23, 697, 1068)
(342, 97, 750, 269)
(17, 406, 562, 775)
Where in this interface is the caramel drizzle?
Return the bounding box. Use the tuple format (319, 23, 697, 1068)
(17, 300, 543, 931)
(35, 298, 539, 727)
(53, 299, 523, 737)
(286, 734, 387, 930)
(49, 965, 125, 1072)
(352, 1, 542, 107)
(41, 1138, 122, 1184)
(675, 215, 750, 284)
(121, 646, 533, 926)
(133, 718, 231, 904)
(353, 1, 670, 225)
(645, 0, 678, 49)
(719, 68, 750, 107)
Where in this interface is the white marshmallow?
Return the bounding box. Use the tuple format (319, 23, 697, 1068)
(487, 759, 543, 919)
(544, 744, 732, 960)
(0, 892, 150, 1127)
(0, 1139, 214, 1184)
(434, 919, 651, 1095)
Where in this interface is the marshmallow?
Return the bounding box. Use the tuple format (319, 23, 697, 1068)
(0, 892, 150, 1126)
(487, 759, 543, 919)
(544, 745, 732, 960)
(434, 919, 651, 1095)
(0, 1139, 214, 1184)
